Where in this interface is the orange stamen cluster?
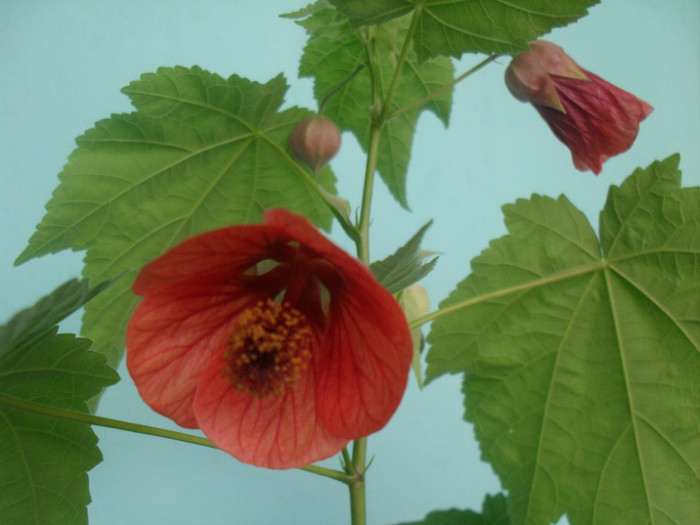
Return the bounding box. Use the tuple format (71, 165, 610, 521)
(222, 298, 313, 399)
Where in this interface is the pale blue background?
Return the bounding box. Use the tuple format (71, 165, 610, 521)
(1, 1, 698, 524)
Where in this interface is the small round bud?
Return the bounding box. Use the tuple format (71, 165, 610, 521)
(289, 117, 341, 173)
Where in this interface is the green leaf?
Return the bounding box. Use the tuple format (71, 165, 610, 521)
(280, 1, 330, 21)
(426, 155, 700, 525)
(412, 0, 600, 61)
(0, 281, 119, 525)
(15, 67, 338, 366)
(80, 275, 137, 369)
(394, 493, 509, 525)
(371, 221, 437, 293)
(0, 277, 116, 354)
(297, 7, 454, 208)
(329, 0, 414, 26)
(328, 0, 600, 61)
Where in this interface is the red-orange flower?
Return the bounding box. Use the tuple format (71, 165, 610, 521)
(126, 208, 413, 469)
(505, 40, 653, 175)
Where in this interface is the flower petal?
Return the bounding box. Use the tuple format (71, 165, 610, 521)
(128, 225, 296, 425)
(127, 282, 252, 427)
(315, 281, 413, 439)
(263, 208, 414, 438)
(540, 69, 653, 174)
(193, 346, 349, 469)
(133, 224, 286, 295)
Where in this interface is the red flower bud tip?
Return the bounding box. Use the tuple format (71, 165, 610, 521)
(289, 116, 341, 173)
(505, 40, 654, 175)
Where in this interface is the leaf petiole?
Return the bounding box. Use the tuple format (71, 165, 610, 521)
(409, 259, 608, 329)
(0, 392, 352, 483)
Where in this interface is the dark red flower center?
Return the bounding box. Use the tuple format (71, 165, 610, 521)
(222, 298, 313, 399)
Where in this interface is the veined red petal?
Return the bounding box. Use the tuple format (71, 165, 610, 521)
(315, 276, 413, 439)
(540, 69, 653, 174)
(264, 208, 413, 438)
(193, 344, 349, 469)
(505, 40, 653, 175)
(127, 282, 255, 427)
(133, 225, 286, 296)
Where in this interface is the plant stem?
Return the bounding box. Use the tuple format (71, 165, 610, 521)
(341, 447, 353, 472)
(351, 12, 429, 523)
(348, 438, 368, 525)
(0, 392, 352, 483)
(356, 126, 382, 261)
(376, 5, 423, 125)
(408, 260, 608, 329)
(388, 53, 501, 119)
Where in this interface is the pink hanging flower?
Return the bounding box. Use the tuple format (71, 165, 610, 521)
(505, 40, 653, 174)
(126, 209, 413, 469)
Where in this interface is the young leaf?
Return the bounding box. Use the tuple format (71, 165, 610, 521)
(296, 6, 454, 208)
(393, 493, 509, 525)
(371, 221, 437, 293)
(0, 280, 119, 525)
(426, 155, 700, 525)
(15, 67, 338, 367)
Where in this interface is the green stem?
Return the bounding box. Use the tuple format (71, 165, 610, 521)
(349, 438, 368, 525)
(349, 11, 430, 523)
(341, 447, 353, 473)
(0, 392, 218, 448)
(356, 126, 382, 261)
(377, 5, 423, 125)
(0, 392, 352, 483)
(301, 464, 355, 484)
(388, 54, 501, 119)
(408, 260, 608, 329)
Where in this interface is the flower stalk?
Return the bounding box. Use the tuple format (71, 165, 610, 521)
(388, 53, 501, 119)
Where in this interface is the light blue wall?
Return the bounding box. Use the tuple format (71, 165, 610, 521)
(1, 1, 698, 524)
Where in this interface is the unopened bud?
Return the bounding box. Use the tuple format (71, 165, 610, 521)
(289, 117, 341, 173)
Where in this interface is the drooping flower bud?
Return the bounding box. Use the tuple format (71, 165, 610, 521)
(505, 40, 653, 175)
(289, 116, 341, 173)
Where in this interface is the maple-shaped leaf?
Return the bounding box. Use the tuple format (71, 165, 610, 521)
(426, 155, 700, 525)
(296, 6, 453, 208)
(0, 279, 119, 525)
(15, 67, 337, 367)
(331, 0, 599, 61)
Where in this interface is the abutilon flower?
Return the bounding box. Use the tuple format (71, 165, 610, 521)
(505, 40, 653, 174)
(126, 208, 413, 469)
